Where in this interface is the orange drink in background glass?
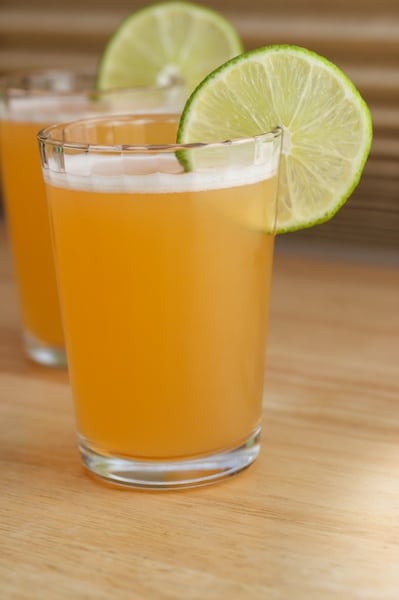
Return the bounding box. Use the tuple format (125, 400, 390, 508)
(1, 117, 64, 356)
(0, 70, 182, 366)
(38, 114, 282, 489)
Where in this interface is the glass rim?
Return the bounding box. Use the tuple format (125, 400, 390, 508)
(37, 114, 282, 154)
(0, 66, 184, 97)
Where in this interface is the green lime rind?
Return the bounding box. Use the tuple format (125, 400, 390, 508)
(177, 44, 373, 234)
(96, 1, 243, 95)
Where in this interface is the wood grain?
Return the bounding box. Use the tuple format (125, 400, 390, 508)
(1, 222, 399, 599)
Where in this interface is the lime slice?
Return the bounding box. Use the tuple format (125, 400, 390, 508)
(177, 44, 373, 233)
(96, 1, 242, 96)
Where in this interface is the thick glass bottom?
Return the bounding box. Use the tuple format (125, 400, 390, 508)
(24, 331, 67, 368)
(79, 427, 261, 490)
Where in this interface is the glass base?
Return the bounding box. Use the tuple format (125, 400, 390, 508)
(24, 331, 67, 368)
(79, 428, 261, 490)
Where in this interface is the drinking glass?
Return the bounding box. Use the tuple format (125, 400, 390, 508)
(38, 113, 282, 489)
(0, 70, 182, 366)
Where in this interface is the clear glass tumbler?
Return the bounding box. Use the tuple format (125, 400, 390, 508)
(38, 113, 282, 489)
(0, 69, 182, 366)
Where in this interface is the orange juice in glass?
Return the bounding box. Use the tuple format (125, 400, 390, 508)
(0, 70, 181, 366)
(38, 114, 281, 488)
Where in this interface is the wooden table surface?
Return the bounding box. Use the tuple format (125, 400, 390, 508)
(1, 222, 399, 599)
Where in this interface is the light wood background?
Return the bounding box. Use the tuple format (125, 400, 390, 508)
(1, 221, 399, 599)
(0, 0, 398, 249)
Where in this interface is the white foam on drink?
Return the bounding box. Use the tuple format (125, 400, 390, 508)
(2, 96, 92, 123)
(3, 93, 181, 123)
(43, 152, 278, 194)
